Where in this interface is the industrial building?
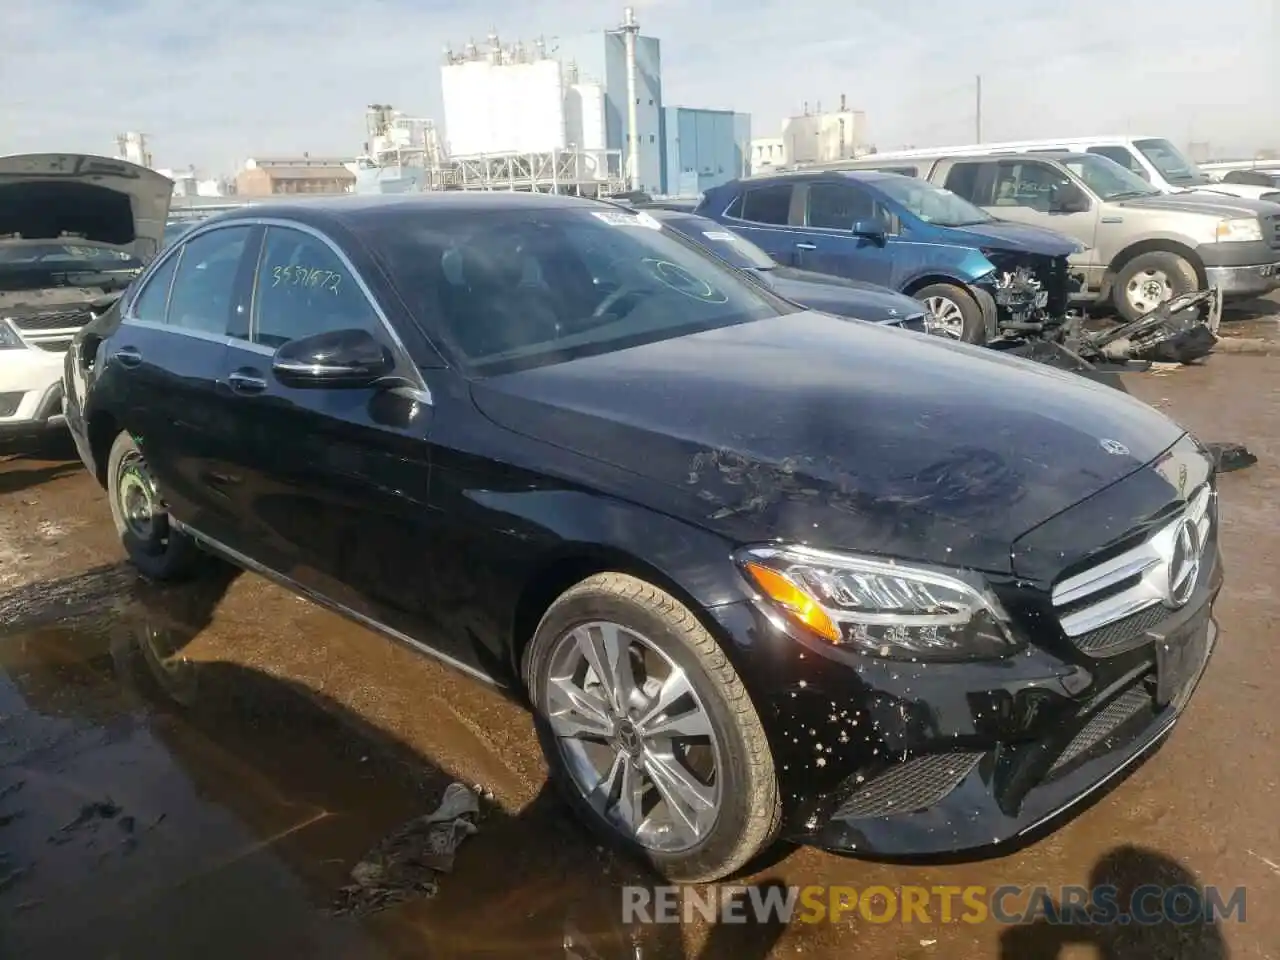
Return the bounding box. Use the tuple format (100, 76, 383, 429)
(750, 97, 870, 172)
(662, 107, 751, 195)
(426, 8, 750, 196)
(235, 156, 355, 196)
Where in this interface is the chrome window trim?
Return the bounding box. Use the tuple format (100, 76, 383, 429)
(119, 214, 432, 402)
(126, 237, 186, 323)
(121, 222, 252, 328)
(242, 219, 416, 364)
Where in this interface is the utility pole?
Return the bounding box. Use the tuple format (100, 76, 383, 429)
(975, 75, 983, 143)
(621, 7, 641, 192)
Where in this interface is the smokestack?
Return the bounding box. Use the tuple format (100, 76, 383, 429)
(840, 93, 846, 112)
(622, 6, 641, 191)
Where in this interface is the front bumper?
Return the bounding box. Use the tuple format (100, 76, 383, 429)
(707, 477, 1222, 859)
(1203, 262, 1280, 297)
(0, 350, 67, 437)
(807, 602, 1216, 857)
(1198, 238, 1280, 297)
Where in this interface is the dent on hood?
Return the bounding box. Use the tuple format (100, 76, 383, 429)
(684, 442, 1026, 559)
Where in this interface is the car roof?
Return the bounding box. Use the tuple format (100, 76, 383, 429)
(739, 169, 896, 185)
(206, 190, 609, 232)
(915, 150, 1093, 163)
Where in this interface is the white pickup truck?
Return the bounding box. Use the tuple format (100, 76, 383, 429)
(0, 154, 171, 438)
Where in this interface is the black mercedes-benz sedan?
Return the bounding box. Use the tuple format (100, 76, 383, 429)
(63, 192, 1221, 883)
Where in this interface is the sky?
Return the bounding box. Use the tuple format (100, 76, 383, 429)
(3, 0, 1278, 174)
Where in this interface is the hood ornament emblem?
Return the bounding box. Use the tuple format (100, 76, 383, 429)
(1099, 438, 1130, 456)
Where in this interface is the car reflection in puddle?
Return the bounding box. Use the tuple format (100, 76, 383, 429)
(0, 570, 787, 959)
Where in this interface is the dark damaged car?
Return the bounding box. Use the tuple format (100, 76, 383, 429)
(637, 207, 937, 333)
(696, 170, 1082, 343)
(0, 153, 170, 436)
(64, 193, 1221, 883)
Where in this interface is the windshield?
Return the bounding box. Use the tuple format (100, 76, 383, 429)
(662, 218, 777, 270)
(366, 206, 797, 374)
(1060, 154, 1162, 200)
(0, 242, 141, 268)
(872, 176, 993, 227)
(1135, 138, 1211, 186)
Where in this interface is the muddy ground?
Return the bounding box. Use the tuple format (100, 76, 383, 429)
(2, 345, 1280, 958)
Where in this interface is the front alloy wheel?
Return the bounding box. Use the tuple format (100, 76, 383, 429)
(524, 573, 781, 883)
(544, 620, 722, 852)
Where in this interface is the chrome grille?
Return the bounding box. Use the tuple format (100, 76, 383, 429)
(1051, 485, 1213, 649)
(4, 307, 92, 354)
(1267, 213, 1280, 250)
(9, 308, 93, 331)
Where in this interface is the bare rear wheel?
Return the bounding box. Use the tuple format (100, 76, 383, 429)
(106, 431, 202, 581)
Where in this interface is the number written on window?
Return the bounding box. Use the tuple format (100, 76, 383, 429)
(270, 264, 343, 295)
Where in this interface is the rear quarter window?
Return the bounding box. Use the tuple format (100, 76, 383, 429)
(739, 185, 793, 225)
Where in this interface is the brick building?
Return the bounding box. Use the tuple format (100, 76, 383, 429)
(235, 156, 355, 197)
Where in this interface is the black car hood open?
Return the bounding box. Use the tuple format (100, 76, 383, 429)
(470, 311, 1184, 572)
(0, 153, 173, 263)
(757, 267, 925, 323)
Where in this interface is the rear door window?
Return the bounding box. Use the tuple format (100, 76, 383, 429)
(991, 161, 1071, 212)
(166, 226, 252, 336)
(739, 185, 794, 225)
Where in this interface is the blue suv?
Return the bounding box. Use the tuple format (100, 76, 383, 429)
(696, 171, 1081, 342)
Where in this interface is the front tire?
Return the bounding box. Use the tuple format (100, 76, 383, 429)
(522, 573, 780, 883)
(1112, 251, 1198, 323)
(106, 430, 201, 581)
(915, 282, 986, 343)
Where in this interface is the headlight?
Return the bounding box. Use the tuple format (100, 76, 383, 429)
(1214, 218, 1263, 242)
(0, 320, 24, 350)
(737, 545, 1021, 661)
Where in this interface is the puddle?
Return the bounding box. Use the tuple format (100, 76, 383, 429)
(0, 569, 710, 959)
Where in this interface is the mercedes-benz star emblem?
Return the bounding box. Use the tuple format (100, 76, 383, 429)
(1166, 517, 1202, 608)
(1099, 438, 1130, 456)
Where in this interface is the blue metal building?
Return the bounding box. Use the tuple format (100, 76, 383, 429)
(551, 26, 749, 197)
(660, 107, 751, 196)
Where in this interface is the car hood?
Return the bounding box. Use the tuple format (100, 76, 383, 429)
(755, 267, 924, 323)
(0, 153, 173, 263)
(1118, 190, 1279, 218)
(470, 311, 1184, 573)
(1186, 184, 1280, 203)
(944, 219, 1081, 257)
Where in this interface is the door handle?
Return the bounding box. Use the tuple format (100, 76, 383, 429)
(227, 370, 267, 394)
(795, 242, 817, 251)
(115, 347, 142, 367)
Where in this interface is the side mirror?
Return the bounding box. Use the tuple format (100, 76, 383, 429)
(1050, 183, 1091, 214)
(852, 218, 887, 243)
(272, 328, 394, 389)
